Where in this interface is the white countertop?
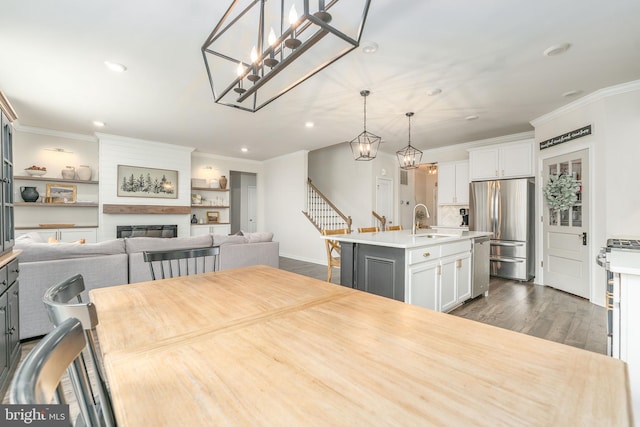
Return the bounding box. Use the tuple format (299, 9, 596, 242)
(321, 230, 493, 249)
(609, 249, 640, 275)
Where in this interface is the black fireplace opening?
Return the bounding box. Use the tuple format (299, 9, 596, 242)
(117, 225, 178, 238)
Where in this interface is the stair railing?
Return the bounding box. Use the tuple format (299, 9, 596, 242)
(302, 178, 352, 233)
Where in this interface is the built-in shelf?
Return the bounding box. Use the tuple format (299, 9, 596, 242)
(14, 175, 99, 184)
(14, 202, 99, 207)
(191, 186, 228, 192)
(191, 205, 230, 208)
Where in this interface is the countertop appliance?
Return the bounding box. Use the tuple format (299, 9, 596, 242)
(471, 236, 490, 298)
(460, 208, 469, 226)
(469, 178, 535, 281)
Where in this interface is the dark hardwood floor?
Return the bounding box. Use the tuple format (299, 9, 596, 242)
(279, 256, 607, 355)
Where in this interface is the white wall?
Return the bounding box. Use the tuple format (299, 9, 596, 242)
(98, 134, 194, 241)
(263, 150, 321, 262)
(531, 79, 640, 306)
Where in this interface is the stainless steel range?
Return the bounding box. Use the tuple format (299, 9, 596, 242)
(597, 238, 640, 417)
(596, 238, 640, 357)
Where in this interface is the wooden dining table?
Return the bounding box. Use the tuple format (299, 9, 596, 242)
(90, 265, 632, 426)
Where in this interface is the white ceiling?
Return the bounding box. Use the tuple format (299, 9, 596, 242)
(1, 0, 639, 161)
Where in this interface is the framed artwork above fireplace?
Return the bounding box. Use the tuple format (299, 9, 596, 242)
(117, 165, 178, 199)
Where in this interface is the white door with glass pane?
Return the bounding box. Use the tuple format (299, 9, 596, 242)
(542, 149, 589, 298)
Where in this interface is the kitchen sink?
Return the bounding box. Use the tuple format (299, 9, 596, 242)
(413, 233, 457, 239)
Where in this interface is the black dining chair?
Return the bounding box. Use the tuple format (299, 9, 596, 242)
(143, 246, 220, 280)
(42, 273, 116, 427)
(11, 317, 108, 427)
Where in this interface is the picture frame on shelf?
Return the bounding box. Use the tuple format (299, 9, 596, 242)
(206, 211, 220, 223)
(46, 183, 77, 203)
(117, 164, 178, 199)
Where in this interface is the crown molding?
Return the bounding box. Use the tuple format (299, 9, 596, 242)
(192, 151, 263, 165)
(531, 79, 640, 127)
(421, 131, 534, 157)
(15, 124, 97, 142)
(0, 91, 18, 122)
(95, 132, 195, 153)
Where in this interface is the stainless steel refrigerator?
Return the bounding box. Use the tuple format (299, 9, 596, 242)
(469, 178, 535, 281)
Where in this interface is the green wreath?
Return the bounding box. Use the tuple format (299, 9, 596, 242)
(543, 174, 580, 211)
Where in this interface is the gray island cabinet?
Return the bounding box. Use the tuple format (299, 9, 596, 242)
(324, 230, 491, 313)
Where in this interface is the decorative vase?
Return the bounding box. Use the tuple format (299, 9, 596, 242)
(219, 175, 227, 190)
(20, 186, 39, 202)
(191, 214, 198, 224)
(77, 165, 92, 181)
(61, 166, 75, 179)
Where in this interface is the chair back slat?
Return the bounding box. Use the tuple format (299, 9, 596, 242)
(42, 274, 116, 427)
(143, 246, 220, 280)
(358, 226, 379, 233)
(10, 318, 101, 426)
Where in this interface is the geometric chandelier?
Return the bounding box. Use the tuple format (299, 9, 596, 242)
(202, 0, 373, 113)
(396, 112, 423, 169)
(350, 90, 382, 161)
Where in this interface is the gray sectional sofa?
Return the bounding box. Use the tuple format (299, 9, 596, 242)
(15, 232, 279, 339)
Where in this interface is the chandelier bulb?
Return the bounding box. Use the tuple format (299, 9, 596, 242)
(250, 46, 258, 63)
(236, 61, 244, 77)
(268, 27, 277, 46)
(289, 5, 298, 26)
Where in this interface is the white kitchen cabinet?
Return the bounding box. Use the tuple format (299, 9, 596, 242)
(406, 239, 471, 313)
(408, 260, 440, 311)
(190, 224, 231, 236)
(468, 140, 533, 181)
(16, 227, 97, 243)
(438, 161, 469, 205)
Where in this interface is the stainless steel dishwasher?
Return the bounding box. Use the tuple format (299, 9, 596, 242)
(471, 236, 490, 298)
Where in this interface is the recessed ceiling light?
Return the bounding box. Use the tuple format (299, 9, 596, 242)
(241, 147, 248, 153)
(104, 61, 127, 72)
(543, 43, 571, 57)
(361, 41, 378, 54)
(465, 115, 479, 121)
(427, 88, 442, 96)
(305, 121, 314, 128)
(562, 90, 582, 97)
(92, 120, 105, 127)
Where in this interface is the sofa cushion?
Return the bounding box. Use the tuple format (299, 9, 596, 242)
(16, 239, 127, 263)
(16, 231, 45, 243)
(244, 232, 274, 243)
(124, 235, 213, 253)
(212, 234, 248, 245)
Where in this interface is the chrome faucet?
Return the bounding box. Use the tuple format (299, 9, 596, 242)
(412, 203, 431, 235)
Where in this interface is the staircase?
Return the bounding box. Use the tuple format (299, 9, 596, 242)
(302, 178, 351, 233)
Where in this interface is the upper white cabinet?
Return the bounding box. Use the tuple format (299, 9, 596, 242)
(438, 161, 469, 205)
(468, 140, 534, 181)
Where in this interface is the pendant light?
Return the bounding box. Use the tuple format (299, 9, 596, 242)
(350, 90, 382, 161)
(396, 112, 423, 169)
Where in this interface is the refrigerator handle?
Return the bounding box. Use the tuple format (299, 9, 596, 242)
(491, 181, 499, 237)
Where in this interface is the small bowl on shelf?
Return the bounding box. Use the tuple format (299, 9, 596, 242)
(24, 168, 47, 177)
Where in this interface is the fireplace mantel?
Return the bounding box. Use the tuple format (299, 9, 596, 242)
(102, 204, 191, 214)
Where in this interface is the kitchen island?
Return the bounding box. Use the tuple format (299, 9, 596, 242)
(323, 229, 492, 312)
